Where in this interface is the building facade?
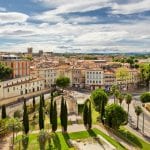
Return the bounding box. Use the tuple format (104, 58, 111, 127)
(0, 55, 30, 78)
(85, 69, 104, 90)
(0, 76, 45, 99)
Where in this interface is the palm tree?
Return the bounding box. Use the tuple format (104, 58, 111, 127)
(135, 106, 142, 130)
(37, 130, 50, 150)
(118, 93, 124, 106)
(111, 85, 118, 103)
(114, 89, 120, 104)
(125, 94, 132, 114)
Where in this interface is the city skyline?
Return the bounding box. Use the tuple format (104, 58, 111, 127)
(0, 0, 150, 53)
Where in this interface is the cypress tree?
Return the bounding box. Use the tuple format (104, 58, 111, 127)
(33, 96, 35, 111)
(83, 100, 88, 128)
(52, 101, 57, 132)
(1, 104, 7, 119)
(87, 101, 92, 129)
(50, 93, 53, 124)
(60, 96, 64, 130)
(41, 94, 45, 107)
(23, 99, 29, 134)
(39, 97, 44, 130)
(64, 101, 68, 132)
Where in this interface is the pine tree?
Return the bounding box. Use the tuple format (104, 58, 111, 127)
(64, 101, 68, 132)
(83, 100, 88, 128)
(23, 99, 29, 134)
(50, 93, 53, 124)
(52, 101, 57, 132)
(33, 96, 35, 111)
(60, 96, 64, 130)
(87, 101, 92, 129)
(1, 104, 7, 119)
(39, 97, 44, 130)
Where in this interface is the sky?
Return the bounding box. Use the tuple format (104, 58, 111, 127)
(0, 0, 150, 53)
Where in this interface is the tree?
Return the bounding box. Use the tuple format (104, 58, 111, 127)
(105, 104, 127, 129)
(50, 93, 54, 125)
(140, 93, 149, 133)
(41, 94, 45, 107)
(39, 97, 44, 130)
(114, 89, 120, 104)
(87, 101, 92, 129)
(0, 63, 12, 80)
(14, 110, 22, 118)
(37, 130, 50, 150)
(118, 93, 124, 106)
(7, 118, 21, 145)
(22, 134, 29, 150)
(140, 64, 150, 87)
(56, 76, 70, 90)
(135, 106, 142, 129)
(115, 67, 130, 89)
(125, 94, 132, 114)
(140, 92, 150, 103)
(23, 99, 29, 134)
(91, 89, 108, 123)
(83, 100, 88, 128)
(64, 100, 68, 132)
(60, 96, 65, 131)
(33, 96, 36, 111)
(1, 104, 7, 119)
(83, 99, 92, 130)
(111, 85, 119, 103)
(52, 101, 57, 132)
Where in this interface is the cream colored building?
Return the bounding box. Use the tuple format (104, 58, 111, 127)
(85, 69, 104, 90)
(0, 76, 45, 99)
(33, 68, 57, 88)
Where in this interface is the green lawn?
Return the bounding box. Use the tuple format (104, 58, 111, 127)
(15, 128, 126, 150)
(118, 127, 150, 150)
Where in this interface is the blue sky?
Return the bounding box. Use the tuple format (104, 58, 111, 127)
(0, 0, 150, 53)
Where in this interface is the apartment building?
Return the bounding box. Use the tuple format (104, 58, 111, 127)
(71, 67, 85, 88)
(0, 55, 30, 78)
(85, 69, 104, 90)
(104, 71, 116, 88)
(0, 76, 45, 99)
(33, 68, 57, 88)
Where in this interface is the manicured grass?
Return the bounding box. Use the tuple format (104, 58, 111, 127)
(93, 128, 127, 150)
(118, 127, 150, 150)
(15, 128, 126, 150)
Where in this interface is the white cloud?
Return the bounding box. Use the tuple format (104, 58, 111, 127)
(0, 12, 29, 24)
(0, 0, 150, 53)
(112, 0, 150, 14)
(34, 0, 150, 15)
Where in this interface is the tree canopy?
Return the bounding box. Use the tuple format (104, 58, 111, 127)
(56, 76, 70, 89)
(115, 67, 130, 81)
(140, 63, 150, 87)
(91, 88, 108, 123)
(140, 92, 150, 103)
(105, 104, 127, 129)
(91, 89, 108, 112)
(0, 63, 12, 80)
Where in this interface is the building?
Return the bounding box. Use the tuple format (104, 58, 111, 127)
(0, 55, 30, 78)
(85, 69, 104, 90)
(33, 68, 57, 88)
(71, 67, 85, 88)
(0, 76, 45, 99)
(104, 70, 116, 88)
